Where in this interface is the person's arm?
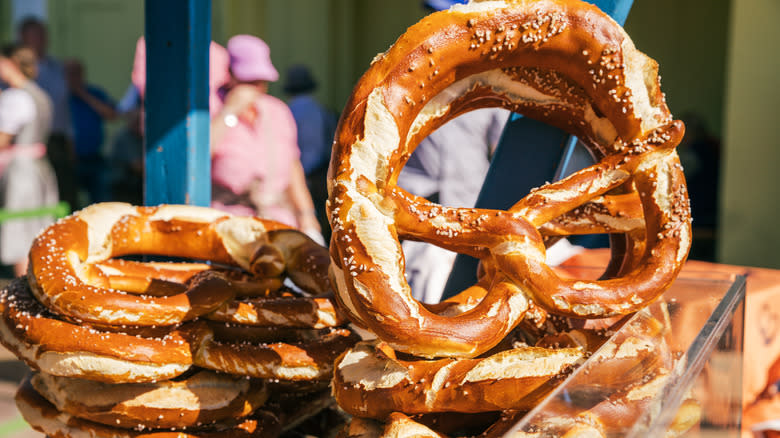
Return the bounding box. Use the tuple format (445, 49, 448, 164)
(72, 87, 118, 120)
(286, 159, 321, 234)
(0, 132, 12, 149)
(210, 84, 261, 156)
(210, 109, 234, 156)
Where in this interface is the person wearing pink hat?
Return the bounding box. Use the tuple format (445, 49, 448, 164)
(210, 35, 321, 241)
(131, 36, 230, 117)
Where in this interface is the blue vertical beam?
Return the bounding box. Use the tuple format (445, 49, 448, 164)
(442, 0, 634, 298)
(144, 0, 211, 206)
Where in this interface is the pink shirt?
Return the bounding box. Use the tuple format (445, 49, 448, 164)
(211, 93, 300, 225)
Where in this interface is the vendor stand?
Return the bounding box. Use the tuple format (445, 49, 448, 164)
(127, 0, 756, 436)
(0, 0, 769, 436)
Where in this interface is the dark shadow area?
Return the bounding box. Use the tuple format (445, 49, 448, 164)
(0, 360, 30, 383)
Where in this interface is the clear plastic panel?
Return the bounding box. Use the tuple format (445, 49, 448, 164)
(502, 272, 746, 437)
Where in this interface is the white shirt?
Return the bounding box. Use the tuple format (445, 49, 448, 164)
(0, 88, 36, 136)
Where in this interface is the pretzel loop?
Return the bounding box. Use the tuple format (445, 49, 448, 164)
(27, 203, 327, 326)
(327, 0, 691, 358)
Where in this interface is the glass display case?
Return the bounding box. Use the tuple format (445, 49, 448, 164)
(500, 271, 746, 437)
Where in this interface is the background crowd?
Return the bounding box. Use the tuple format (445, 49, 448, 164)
(0, 11, 726, 301)
(0, 17, 337, 277)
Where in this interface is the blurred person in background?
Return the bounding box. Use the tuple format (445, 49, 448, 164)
(283, 64, 336, 242)
(18, 17, 77, 211)
(397, 0, 510, 303)
(0, 44, 57, 277)
(398, 108, 510, 303)
(398, 0, 587, 304)
(65, 58, 118, 206)
(108, 108, 143, 205)
(131, 36, 231, 122)
(128, 36, 232, 206)
(210, 35, 321, 242)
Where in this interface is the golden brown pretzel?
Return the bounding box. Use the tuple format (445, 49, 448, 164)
(28, 202, 329, 326)
(340, 413, 445, 438)
(93, 258, 345, 328)
(188, 322, 360, 381)
(0, 278, 358, 383)
(29, 371, 268, 430)
(327, 0, 690, 358)
(332, 340, 583, 418)
(0, 278, 193, 383)
(16, 376, 283, 438)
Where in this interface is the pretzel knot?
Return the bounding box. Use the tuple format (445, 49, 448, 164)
(327, 0, 691, 358)
(27, 203, 330, 326)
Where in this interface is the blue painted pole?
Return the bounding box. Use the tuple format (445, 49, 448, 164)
(442, 0, 634, 298)
(144, 0, 211, 206)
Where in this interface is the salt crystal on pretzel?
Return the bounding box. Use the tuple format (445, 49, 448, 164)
(30, 370, 268, 430)
(0, 278, 359, 383)
(27, 203, 330, 326)
(0, 278, 192, 383)
(15, 376, 283, 437)
(327, 0, 691, 358)
(333, 340, 583, 418)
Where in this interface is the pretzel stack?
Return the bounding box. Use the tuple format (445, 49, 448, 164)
(325, 0, 696, 435)
(0, 202, 359, 437)
(336, 316, 701, 437)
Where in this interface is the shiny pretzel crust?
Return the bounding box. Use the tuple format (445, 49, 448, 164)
(30, 371, 268, 430)
(0, 278, 358, 383)
(327, 0, 691, 358)
(15, 377, 282, 438)
(333, 341, 583, 418)
(27, 203, 330, 326)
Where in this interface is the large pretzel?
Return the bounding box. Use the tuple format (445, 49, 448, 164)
(341, 396, 701, 438)
(29, 371, 269, 430)
(0, 278, 358, 383)
(0, 278, 192, 383)
(333, 340, 583, 419)
(91, 258, 346, 329)
(28, 203, 330, 326)
(327, 0, 691, 358)
(337, 318, 695, 437)
(16, 377, 283, 438)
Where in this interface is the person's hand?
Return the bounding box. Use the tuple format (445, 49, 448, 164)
(297, 211, 324, 245)
(297, 210, 320, 232)
(0, 57, 12, 79)
(0, 58, 24, 86)
(221, 84, 262, 117)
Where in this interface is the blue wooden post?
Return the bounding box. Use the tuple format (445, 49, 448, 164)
(144, 0, 211, 206)
(443, 0, 634, 298)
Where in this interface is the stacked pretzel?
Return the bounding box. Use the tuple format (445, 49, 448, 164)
(337, 316, 701, 437)
(326, 0, 696, 435)
(1, 202, 359, 437)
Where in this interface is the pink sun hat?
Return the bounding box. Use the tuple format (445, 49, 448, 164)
(227, 35, 279, 82)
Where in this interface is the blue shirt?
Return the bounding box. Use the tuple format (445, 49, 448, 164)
(37, 56, 72, 136)
(287, 94, 334, 174)
(69, 85, 114, 158)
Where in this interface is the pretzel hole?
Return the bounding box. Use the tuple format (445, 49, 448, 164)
(94, 256, 285, 298)
(209, 323, 322, 344)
